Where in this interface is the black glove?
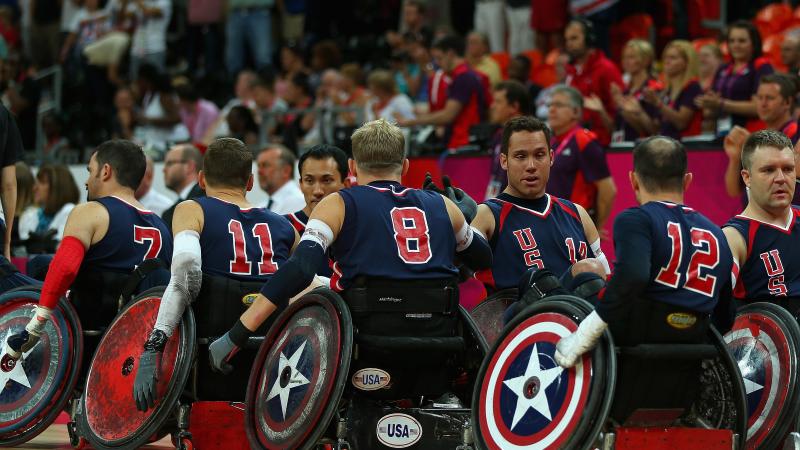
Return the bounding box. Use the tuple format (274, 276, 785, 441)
(422, 172, 445, 194)
(422, 173, 478, 223)
(133, 329, 167, 412)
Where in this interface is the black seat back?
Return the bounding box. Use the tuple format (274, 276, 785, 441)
(193, 275, 270, 339)
(192, 275, 267, 401)
(69, 259, 169, 379)
(609, 298, 713, 425)
(344, 276, 460, 339)
(343, 277, 465, 399)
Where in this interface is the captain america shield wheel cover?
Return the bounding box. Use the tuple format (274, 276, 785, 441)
(725, 305, 798, 450)
(476, 311, 591, 449)
(77, 287, 195, 450)
(0, 288, 82, 447)
(246, 289, 353, 450)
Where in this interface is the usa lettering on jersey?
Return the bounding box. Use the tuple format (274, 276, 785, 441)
(760, 249, 788, 296)
(512, 228, 587, 269)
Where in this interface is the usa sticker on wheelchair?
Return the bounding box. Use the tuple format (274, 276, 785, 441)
(376, 413, 422, 448)
(352, 368, 391, 391)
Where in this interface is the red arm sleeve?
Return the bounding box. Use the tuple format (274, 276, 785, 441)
(39, 236, 86, 309)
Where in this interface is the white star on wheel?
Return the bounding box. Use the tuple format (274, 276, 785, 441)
(0, 329, 39, 395)
(736, 340, 764, 396)
(503, 343, 564, 430)
(266, 340, 310, 420)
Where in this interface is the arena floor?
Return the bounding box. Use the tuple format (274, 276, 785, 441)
(23, 425, 173, 449)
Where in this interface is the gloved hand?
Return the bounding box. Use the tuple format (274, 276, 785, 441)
(133, 329, 167, 412)
(6, 306, 51, 359)
(423, 173, 478, 223)
(208, 332, 239, 375)
(555, 310, 608, 368)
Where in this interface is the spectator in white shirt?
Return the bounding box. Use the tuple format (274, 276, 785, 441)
(119, 0, 171, 78)
(202, 69, 257, 145)
(365, 69, 415, 122)
(256, 144, 305, 214)
(135, 155, 172, 215)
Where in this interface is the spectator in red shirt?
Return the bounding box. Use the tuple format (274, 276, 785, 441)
(397, 35, 490, 150)
(547, 85, 617, 235)
(563, 17, 624, 147)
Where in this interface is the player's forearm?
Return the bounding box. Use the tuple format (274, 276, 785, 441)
(1, 166, 16, 252)
(240, 294, 278, 332)
(594, 217, 651, 322)
(40, 237, 86, 308)
(594, 180, 616, 230)
(153, 231, 202, 336)
(245, 240, 326, 331)
(724, 161, 743, 197)
(456, 226, 492, 271)
(594, 210, 650, 318)
(720, 99, 757, 118)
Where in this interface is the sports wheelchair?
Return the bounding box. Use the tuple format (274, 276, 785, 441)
(0, 259, 170, 448)
(70, 273, 279, 450)
(471, 294, 749, 450)
(245, 277, 488, 450)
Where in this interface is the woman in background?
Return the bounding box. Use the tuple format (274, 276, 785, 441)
(696, 21, 773, 134)
(644, 40, 703, 139)
(12, 161, 35, 255)
(19, 164, 80, 250)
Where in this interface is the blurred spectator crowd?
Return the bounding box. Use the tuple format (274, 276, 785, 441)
(0, 0, 794, 163)
(6, 0, 800, 263)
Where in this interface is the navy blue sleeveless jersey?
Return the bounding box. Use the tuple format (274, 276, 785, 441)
(283, 208, 333, 277)
(724, 208, 800, 301)
(476, 193, 590, 290)
(82, 196, 172, 272)
(196, 196, 296, 282)
(330, 181, 459, 291)
(284, 209, 309, 234)
(612, 202, 732, 312)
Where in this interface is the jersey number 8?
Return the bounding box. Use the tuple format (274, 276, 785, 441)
(391, 207, 432, 264)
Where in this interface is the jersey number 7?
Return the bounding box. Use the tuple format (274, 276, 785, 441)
(655, 222, 720, 297)
(134, 226, 163, 261)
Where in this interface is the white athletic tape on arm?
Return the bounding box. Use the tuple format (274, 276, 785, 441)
(454, 222, 474, 252)
(301, 219, 334, 251)
(154, 230, 202, 336)
(590, 239, 611, 275)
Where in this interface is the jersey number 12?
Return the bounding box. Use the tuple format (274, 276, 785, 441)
(655, 222, 720, 297)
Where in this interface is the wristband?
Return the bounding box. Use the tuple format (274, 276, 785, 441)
(229, 320, 254, 348)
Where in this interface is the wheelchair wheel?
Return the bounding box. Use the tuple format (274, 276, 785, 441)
(245, 288, 353, 450)
(459, 304, 489, 356)
(76, 286, 196, 450)
(683, 326, 747, 449)
(472, 295, 615, 450)
(469, 289, 517, 346)
(0, 287, 83, 447)
(724, 302, 800, 450)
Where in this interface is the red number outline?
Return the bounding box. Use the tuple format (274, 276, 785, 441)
(390, 207, 432, 264)
(134, 226, 163, 261)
